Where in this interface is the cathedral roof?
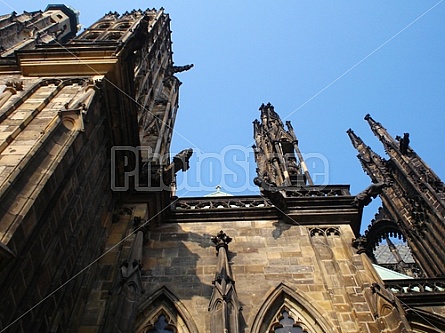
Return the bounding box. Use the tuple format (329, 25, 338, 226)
(373, 264, 413, 280)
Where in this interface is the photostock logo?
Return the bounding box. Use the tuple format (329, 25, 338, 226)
(110, 145, 330, 193)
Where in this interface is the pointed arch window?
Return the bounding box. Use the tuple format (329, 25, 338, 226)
(251, 284, 331, 333)
(136, 287, 198, 333)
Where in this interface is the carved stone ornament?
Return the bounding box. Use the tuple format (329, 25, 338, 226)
(353, 182, 388, 208)
(209, 230, 241, 333)
(211, 230, 232, 254)
(352, 236, 368, 254)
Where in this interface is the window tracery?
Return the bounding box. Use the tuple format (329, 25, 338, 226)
(94, 22, 112, 29)
(147, 314, 176, 333)
(271, 310, 308, 333)
(103, 31, 123, 40)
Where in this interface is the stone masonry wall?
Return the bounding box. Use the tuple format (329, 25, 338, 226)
(137, 219, 380, 333)
(0, 89, 113, 333)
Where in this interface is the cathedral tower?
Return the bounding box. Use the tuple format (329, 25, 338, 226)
(348, 115, 445, 278)
(0, 6, 188, 333)
(0, 5, 78, 57)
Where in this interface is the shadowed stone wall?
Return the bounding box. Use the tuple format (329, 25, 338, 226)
(0, 84, 113, 332)
(135, 220, 381, 333)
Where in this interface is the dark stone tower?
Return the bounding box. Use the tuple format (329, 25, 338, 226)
(348, 115, 445, 278)
(0, 7, 191, 333)
(349, 115, 445, 331)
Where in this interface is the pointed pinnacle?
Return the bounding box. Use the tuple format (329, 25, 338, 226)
(364, 114, 380, 129)
(364, 114, 393, 141)
(346, 128, 365, 150)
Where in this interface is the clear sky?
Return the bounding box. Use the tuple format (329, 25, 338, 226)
(2, 1, 445, 228)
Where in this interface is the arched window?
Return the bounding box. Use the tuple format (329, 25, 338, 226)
(251, 284, 332, 333)
(114, 21, 132, 30)
(102, 32, 123, 41)
(83, 31, 101, 40)
(363, 208, 421, 277)
(136, 286, 198, 333)
(94, 22, 112, 29)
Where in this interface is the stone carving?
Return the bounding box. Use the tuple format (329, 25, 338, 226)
(5, 80, 23, 91)
(286, 156, 299, 175)
(209, 231, 241, 333)
(253, 103, 311, 191)
(173, 197, 271, 210)
(408, 196, 428, 236)
(211, 230, 232, 252)
(164, 148, 193, 174)
(110, 223, 146, 333)
(285, 186, 349, 197)
(272, 310, 307, 333)
(63, 79, 97, 111)
(163, 149, 193, 194)
(352, 236, 369, 255)
(396, 133, 410, 155)
(354, 182, 388, 208)
(163, 63, 194, 86)
(171, 64, 194, 74)
(347, 128, 393, 185)
(386, 278, 445, 296)
(0, 80, 24, 108)
(309, 227, 341, 238)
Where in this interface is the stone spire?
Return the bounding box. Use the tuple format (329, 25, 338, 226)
(349, 115, 445, 277)
(346, 128, 391, 186)
(253, 102, 312, 191)
(209, 231, 241, 333)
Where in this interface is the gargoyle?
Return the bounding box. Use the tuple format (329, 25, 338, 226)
(163, 64, 194, 85)
(396, 132, 410, 155)
(253, 176, 288, 212)
(172, 64, 194, 74)
(354, 182, 388, 208)
(164, 148, 193, 174)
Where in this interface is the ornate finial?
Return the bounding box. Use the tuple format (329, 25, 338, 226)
(211, 230, 232, 254)
(4, 80, 23, 92)
(346, 128, 364, 149)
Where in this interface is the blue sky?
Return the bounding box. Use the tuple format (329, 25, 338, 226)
(3, 1, 445, 226)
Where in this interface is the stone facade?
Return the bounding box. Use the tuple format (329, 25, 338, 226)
(0, 6, 181, 333)
(0, 74, 112, 332)
(139, 219, 383, 333)
(0, 5, 444, 333)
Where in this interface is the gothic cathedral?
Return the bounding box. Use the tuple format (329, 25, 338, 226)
(0, 5, 444, 333)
